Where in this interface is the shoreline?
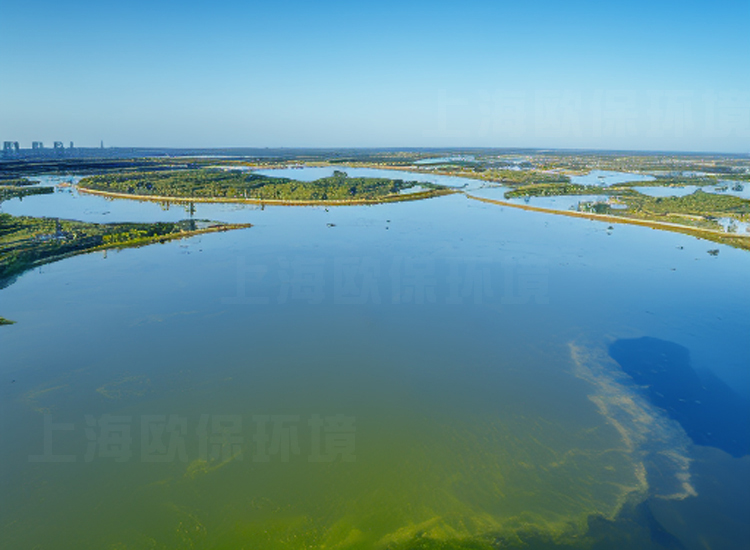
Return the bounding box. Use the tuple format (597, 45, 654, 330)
(0, 221, 252, 292)
(89, 222, 253, 251)
(465, 193, 750, 250)
(35, 222, 253, 265)
(77, 186, 457, 206)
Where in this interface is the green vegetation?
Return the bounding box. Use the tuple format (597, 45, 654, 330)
(0, 214, 251, 288)
(718, 174, 750, 182)
(0, 178, 54, 202)
(574, 189, 750, 239)
(506, 183, 616, 198)
(577, 201, 617, 215)
(0, 177, 36, 186)
(0, 158, 180, 179)
(620, 189, 750, 219)
(0, 316, 15, 325)
(478, 169, 570, 185)
(0, 185, 54, 202)
(397, 166, 570, 187)
(568, 189, 750, 233)
(78, 169, 452, 203)
(508, 152, 749, 177)
(617, 175, 715, 188)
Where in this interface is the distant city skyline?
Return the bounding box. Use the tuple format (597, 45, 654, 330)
(1, 0, 748, 153)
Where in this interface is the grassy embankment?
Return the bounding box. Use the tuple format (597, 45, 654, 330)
(77, 169, 456, 205)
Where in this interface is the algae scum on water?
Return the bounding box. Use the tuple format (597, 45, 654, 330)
(4, 338, 696, 550)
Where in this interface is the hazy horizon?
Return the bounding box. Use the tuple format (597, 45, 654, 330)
(4, 144, 749, 157)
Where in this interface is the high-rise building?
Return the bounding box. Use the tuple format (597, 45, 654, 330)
(32, 141, 44, 149)
(3, 141, 20, 154)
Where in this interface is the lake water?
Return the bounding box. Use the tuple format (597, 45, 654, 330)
(413, 155, 476, 165)
(468, 186, 620, 212)
(1, 167, 749, 549)
(631, 186, 704, 198)
(633, 183, 750, 200)
(570, 170, 655, 186)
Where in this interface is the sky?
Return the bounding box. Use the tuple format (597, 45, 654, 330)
(1, 0, 748, 152)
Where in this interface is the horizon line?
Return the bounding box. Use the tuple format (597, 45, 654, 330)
(2, 145, 749, 157)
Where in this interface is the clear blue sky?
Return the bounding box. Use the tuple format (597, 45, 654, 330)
(1, 0, 748, 152)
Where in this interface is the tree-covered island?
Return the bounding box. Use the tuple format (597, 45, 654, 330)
(76, 169, 455, 204)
